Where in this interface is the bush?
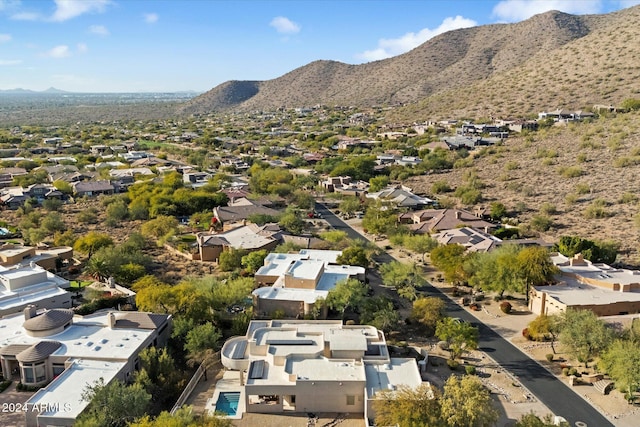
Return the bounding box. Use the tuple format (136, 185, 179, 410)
(465, 365, 476, 375)
(545, 353, 554, 362)
(562, 367, 570, 376)
(522, 328, 531, 340)
(568, 367, 580, 377)
(499, 301, 512, 314)
(446, 360, 459, 370)
(0, 379, 11, 393)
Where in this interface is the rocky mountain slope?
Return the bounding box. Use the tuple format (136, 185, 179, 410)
(180, 6, 640, 118)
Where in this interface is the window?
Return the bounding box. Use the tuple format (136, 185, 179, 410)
(22, 362, 46, 384)
(53, 364, 65, 377)
(346, 395, 355, 406)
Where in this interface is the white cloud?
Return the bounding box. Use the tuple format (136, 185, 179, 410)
(43, 45, 71, 58)
(89, 24, 109, 36)
(11, 12, 40, 21)
(269, 16, 301, 34)
(50, 0, 111, 22)
(0, 59, 22, 65)
(0, 34, 11, 43)
(77, 43, 88, 53)
(492, 0, 603, 22)
(144, 13, 158, 24)
(357, 15, 477, 61)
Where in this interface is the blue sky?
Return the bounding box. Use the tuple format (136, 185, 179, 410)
(0, 0, 638, 92)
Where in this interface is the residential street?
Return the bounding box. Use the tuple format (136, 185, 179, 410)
(315, 202, 615, 427)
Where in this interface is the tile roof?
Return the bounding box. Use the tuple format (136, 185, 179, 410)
(16, 340, 62, 363)
(23, 309, 74, 332)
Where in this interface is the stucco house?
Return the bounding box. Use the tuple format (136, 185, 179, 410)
(196, 223, 282, 262)
(215, 320, 424, 423)
(252, 250, 365, 319)
(529, 253, 640, 316)
(0, 307, 171, 426)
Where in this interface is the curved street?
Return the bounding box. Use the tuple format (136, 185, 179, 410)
(315, 202, 614, 427)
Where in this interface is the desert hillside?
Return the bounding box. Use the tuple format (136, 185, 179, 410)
(181, 6, 640, 118)
(406, 111, 640, 265)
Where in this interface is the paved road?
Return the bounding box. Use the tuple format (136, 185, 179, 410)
(315, 202, 614, 427)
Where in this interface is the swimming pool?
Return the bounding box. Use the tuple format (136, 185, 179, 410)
(215, 392, 240, 416)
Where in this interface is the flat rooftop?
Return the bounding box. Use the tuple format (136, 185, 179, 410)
(287, 358, 366, 382)
(26, 359, 125, 420)
(287, 259, 324, 280)
(364, 358, 422, 398)
(0, 311, 154, 360)
(535, 278, 640, 306)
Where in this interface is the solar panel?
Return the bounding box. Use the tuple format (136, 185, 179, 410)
(248, 360, 265, 379)
(231, 340, 247, 359)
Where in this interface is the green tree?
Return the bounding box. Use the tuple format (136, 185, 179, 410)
(436, 317, 479, 360)
(430, 244, 467, 284)
(114, 262, 147, 286)
(404, 234, 438, 262)
(134, 347, 183, 413)
(441, 375, 498, 427)
(325, 278, 369, 316)
(41, 212, 66, 233)
(219, 248, 247, 272)
(600, 339, 640, 402)
(338, 196, 360, 217)
(362, 202, 397, 235)
(278, 208, 306, 235)
(184, 322, 222, 368)
(516, 246, 558, 303)
(372, 384, 442, 427)
(489, 201, 507, 220)
(74, 231, 114, 258)
(241, 249, 268, 274)
(106, 199, 129, 223)
(515, 412, 569, 427)
(336, 246, 369, 268)
(76, 378, 150, 427)
(412, 297, 445, 336)
(559, 308, 613, 367)
(42, 198, 63, 211)
(369, 175, 390, 192)
(466, 244, 524, 298)
(527, 314, 562, 353)
(380, 261, 425, 301)
(141, 215, 179, 244)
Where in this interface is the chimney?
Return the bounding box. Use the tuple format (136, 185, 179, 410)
(107, 277, 116, 289)
(24, 304, 37, 320)
(108, 312, 116, 329)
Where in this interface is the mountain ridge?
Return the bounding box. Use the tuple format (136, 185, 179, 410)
(180, 6, 640, 118)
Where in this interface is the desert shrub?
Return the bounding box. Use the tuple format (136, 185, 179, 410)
(576, 153, 588, 163)
(546, 353, 554, 362)
(619, 192, 638, 204)
(558, 166, 583, 178)
(583, 199, 611, 219)
(539, 202, 557, 216)
(504, 161, 519, 170)
(272, 309, 286, 319)
(500, 301, 512, 314)
(431, 180, 451, 194)
(530, 214, 553, 232)
(562, 367, 570, 376)
(522, 328, 531, 340)
(447, 360, 459, 370)
(568, 367, 580, 377)
(465, 365, 476, 375)
(565, 193, 579, 205)
(575, 183, 590, 194)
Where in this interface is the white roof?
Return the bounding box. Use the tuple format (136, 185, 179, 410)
(287, 259, 324, 280)
(365, 358, 423, 398)
(26, 359, 125, 420)
(0, 311, 154, 360)
(534, 278, 640, 306)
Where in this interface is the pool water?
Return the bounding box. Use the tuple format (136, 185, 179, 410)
(215, 392, 240, 416)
